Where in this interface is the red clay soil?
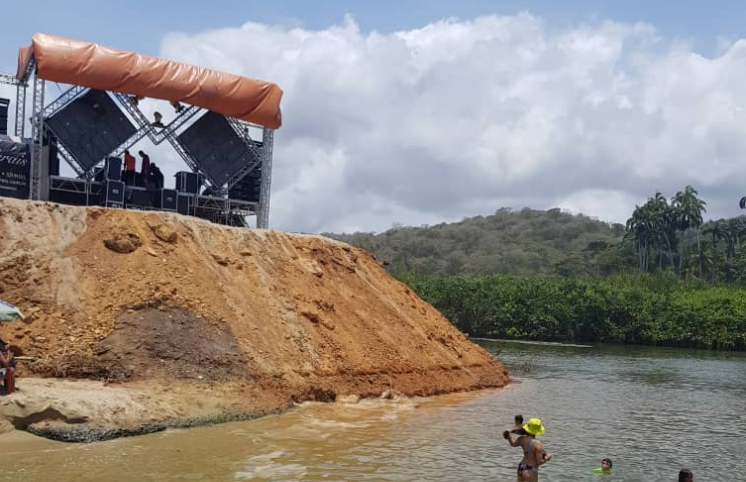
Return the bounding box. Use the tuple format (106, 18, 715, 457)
(0, 198, 508, 412)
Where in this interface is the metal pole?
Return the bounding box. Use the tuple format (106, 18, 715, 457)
(29, 71, 45, 200)
(15, 84, 27, 137)
(257, 128, 274, 229)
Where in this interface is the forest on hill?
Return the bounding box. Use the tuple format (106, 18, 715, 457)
(328, 208, 628, 276)
(329, 186, 746, 285)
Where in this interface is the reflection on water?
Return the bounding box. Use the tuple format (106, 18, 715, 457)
(4, 341, 746, 481)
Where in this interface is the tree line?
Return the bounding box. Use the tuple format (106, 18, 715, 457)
(398, 273, 746, 350)
(626, 186, 746, 284)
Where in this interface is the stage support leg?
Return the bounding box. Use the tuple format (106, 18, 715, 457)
(15, 83, 26, 137)
(29, 74, 45, 200)
(257, 128, 274, 229)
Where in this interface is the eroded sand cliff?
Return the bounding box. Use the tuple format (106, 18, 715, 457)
(0, 198, 508, 441)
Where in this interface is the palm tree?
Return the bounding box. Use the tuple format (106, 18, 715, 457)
(672, 186, 706, 276)
(625, 204, 656, 272)
(648, 192, 676, 270)
(703, 220, 725, 248)
(717, 218, 744, 265)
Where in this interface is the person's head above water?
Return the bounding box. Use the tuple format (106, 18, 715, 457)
(514, 414, 524, 426)
(679, 469, 693, 482)
(522, 418, 545, 436)
(601, 458, 612, 471)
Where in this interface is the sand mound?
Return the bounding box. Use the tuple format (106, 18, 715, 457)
(0, 198, 507, 439)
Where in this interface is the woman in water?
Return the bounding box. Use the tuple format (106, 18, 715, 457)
(503, 418, 552, 481)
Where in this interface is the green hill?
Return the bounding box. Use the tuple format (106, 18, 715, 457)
(327, 208, 631, 276)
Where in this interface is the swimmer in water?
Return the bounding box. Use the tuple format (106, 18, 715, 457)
(679, 469, 693, 482)
(592, 458, 612, 474)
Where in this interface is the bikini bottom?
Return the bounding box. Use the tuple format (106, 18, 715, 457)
(517, 462, 538, 476)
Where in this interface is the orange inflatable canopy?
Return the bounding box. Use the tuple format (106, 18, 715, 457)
(17, 33, 282, 129)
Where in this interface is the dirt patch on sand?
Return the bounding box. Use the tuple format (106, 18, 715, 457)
(95, 308, 247, 381)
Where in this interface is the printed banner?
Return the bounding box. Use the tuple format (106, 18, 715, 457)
(0, 138, 30, 199)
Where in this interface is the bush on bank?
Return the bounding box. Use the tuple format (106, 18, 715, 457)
(396, 273, 746, 350)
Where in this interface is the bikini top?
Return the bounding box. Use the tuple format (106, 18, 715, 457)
(518, 436, 540, 457)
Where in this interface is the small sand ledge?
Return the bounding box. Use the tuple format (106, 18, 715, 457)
(0, 378, 289, 443)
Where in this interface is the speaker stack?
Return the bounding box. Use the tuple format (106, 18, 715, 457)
(90, 157, 124, 208)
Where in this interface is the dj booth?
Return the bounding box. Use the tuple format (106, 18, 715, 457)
(46, 172, 258, 225)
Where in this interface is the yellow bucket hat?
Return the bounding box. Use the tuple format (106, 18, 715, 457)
(523, 418, 545, 436)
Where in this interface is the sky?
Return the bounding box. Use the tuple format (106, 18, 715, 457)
(2, 1, 746, 233)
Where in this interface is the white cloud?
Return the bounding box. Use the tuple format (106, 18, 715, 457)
(155, 14, 746, 231)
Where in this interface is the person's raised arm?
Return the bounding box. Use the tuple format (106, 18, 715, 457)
(503, 431, 521, 447)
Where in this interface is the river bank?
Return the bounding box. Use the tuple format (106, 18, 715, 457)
(0, 362, 503, 443)
(0, 198, 508, 441)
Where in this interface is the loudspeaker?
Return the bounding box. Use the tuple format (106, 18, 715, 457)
(177, 111, 259, 186)
(175, 171, 199, 194)
(45, 90, 136, 171)
(104, 180, 124, 207)
(48, 189, 88, 206)
(97, 157, 123, 182)
(177, 193, 191, 215)
(104, 157, 122, 181)
(127, 187, 151, 208)
(228, 171, 261, 203)
(154, 188, 177, 211)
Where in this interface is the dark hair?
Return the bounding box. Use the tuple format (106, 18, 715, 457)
(679, 469, 693, 482)
(602, 458, 612, 468)
(514, 414, 524, 424)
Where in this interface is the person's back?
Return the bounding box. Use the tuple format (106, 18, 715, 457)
(519, 435, 542, 467)
(123, 151, 135, 171)
(139, 151, 150, 174)
(153, 165, 164, 188)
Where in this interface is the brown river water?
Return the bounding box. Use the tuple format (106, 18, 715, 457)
(3, 340, 746, 481)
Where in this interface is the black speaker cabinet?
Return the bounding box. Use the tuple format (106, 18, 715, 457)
(177, 193, 191, 215)
(104, 180, 124, 208)
(155, 188, 177, 211)
(104, 157, 122, 181)
(175, 171, 199, 194)
(127, 187, 151, 208)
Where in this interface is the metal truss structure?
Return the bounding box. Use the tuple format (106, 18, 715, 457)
(1, 73, 28, 137)
(257, 128, 274, 229)
(29, 64, 45, 200)
(1, 58, 276, 227)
